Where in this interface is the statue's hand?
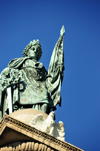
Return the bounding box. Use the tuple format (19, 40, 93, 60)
(60, 25, 65, 36)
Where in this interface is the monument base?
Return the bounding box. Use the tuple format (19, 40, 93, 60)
(0, 109, 84, 151)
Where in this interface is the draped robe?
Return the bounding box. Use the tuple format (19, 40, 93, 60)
(0, 31, 64, 119)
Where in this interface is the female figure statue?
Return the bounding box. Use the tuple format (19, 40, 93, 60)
(0, 26, 65, 120)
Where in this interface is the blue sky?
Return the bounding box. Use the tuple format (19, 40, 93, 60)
(0, 0, 100, 150)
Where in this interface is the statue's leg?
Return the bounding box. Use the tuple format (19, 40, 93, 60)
(32, 103, 48, 113)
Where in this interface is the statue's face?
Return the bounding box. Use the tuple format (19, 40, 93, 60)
(28, 45, 40, 60)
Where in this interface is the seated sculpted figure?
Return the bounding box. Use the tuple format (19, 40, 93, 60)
(0, 26, 65, 120)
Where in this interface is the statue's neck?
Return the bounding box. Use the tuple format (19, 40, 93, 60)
(28, 57, 37, 62)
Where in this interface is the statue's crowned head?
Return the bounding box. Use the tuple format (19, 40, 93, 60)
(23, 40, 42, 61)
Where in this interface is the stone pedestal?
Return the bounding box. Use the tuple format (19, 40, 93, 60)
(0, 109, 84, 151)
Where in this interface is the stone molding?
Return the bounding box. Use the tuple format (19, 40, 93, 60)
(0, 114, 84, 151)
(0, 141, 54, 151)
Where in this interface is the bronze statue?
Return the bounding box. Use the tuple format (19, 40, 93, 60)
(0, 26, 65, 120)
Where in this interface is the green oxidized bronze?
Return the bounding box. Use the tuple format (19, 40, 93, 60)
(0, 26, 65, 120)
